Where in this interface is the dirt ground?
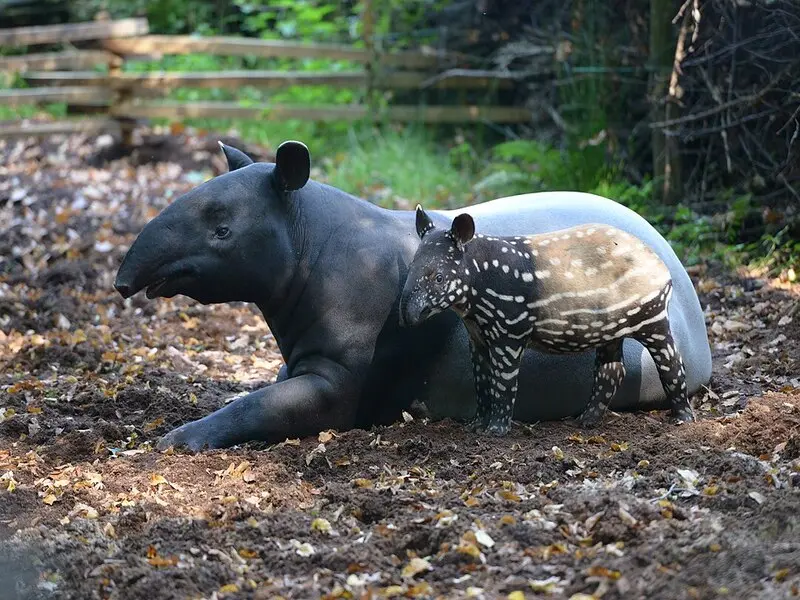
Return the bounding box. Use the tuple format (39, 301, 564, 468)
(1, 128, 799, 600)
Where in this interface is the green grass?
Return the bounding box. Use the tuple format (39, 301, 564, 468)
(324, 127, 477, 208)
(0, 103, 67, 120)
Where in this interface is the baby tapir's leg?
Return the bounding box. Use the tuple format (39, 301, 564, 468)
(466, 339, 493, 432)
(482, 341, 524, 436)
(633, 320, 694, 424)
(578, 339, 625, 428)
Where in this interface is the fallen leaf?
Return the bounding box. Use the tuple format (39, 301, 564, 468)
(70, 502, 99, 519)
(218, 583, 239, 593)
(305, 443, 326, 466)
(586, 565, 621, 580)
(143, 417, 164, 432)
(150, 474, 168, 487)
(529, 577, 565, 594)
(434, 510, 458, 527)
(618, 505, 638, 527)
(723, 319, 751, 332)
(401, 556, 432, 579)
(774, 568, 790, 582)
(475, 529, 495, 548)
(311, 517, 332, 535)
(456, 540, 482, 560)
(380, 585, 407, 597)
(294, 541, 315, 557)
(498, 490, 521, 503)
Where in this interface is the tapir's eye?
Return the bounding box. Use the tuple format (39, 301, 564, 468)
(215, 226, 231, 239)
(435, 273, 443, 283)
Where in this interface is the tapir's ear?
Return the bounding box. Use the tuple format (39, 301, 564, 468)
(218, 141, 254, 171)
(450, 213, 475, 247)
(415, 204, 436, 239)
(274, 140, 310, 192)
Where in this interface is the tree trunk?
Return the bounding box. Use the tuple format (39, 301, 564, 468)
(650, 0, 681, 204)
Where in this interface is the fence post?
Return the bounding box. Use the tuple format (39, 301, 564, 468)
(106, 49, 134, 147)
(362, 0, 378, 115)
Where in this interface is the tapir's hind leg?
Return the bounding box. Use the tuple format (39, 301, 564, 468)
(633, 320, 695, 424)
(578, 339, 625, 428)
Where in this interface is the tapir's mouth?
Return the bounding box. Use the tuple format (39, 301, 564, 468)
(145, 277, 168, 299)
(144, 269, 194, 299)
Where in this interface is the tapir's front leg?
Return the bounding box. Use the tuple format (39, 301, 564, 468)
(157, 365, 358, 451)
(465, 338, 494, 432)
(483, 341, 524, 436)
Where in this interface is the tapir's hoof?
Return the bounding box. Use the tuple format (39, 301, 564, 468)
(577, 405, 605, 428)
(156, 422, 215, 452)
(465, 416, 488, 433)
(670, 406, 695, 425)
(482, 420, 511, 437)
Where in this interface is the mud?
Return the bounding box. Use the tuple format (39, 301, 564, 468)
(1, 128, 799, 599)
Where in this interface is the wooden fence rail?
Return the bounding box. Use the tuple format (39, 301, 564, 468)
(0, 18, 148, 47)
(0, 17, 534, 139)
(0, 50, 119, 72)
(19, 70, 514, 92)
(100, 34, 453, 69)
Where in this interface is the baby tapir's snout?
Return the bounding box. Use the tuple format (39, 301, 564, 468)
(398, 282, 426, 327)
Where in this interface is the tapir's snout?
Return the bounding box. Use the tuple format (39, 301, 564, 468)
(113, 278, 135, 299)
(114, 245, 146, 299)
(113, 211, 184, 300)
(398, 285, 429, 328)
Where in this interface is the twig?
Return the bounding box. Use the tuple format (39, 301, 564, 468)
(650, 64, 793, 128)
(419, 68, 529, 89)
(672, 0, 693, 25)
(776, 102, 800, 135)
(535, 99, 572, 132)
(668, 108, 781, 140)
(649, 484, 678, 502)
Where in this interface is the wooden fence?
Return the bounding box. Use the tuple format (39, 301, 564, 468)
(0, 17, 534, 139)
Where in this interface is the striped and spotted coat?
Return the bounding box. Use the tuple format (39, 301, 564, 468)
(399, 206, 694, 435)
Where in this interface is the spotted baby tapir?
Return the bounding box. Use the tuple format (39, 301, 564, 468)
(399, 206, 695, 436)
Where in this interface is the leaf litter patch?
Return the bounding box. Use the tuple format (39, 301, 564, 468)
(1, 129, 799, 599)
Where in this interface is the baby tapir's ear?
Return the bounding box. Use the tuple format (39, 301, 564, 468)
(218, 141, 254, 171)
(274, 140, 311, 192)
(450, 213, 475, 247)
(415, 205, 436, 239)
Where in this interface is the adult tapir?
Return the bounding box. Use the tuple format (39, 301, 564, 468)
(114, 140, 712, 451)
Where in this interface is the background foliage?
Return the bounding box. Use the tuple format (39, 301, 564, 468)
(3, 0, 798, 276)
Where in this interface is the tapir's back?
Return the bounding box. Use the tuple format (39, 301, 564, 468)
(524, 223, 672, 325)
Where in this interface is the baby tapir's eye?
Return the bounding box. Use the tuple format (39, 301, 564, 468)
(435, 273, 443, 283)
(215, 226, 231, 239)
